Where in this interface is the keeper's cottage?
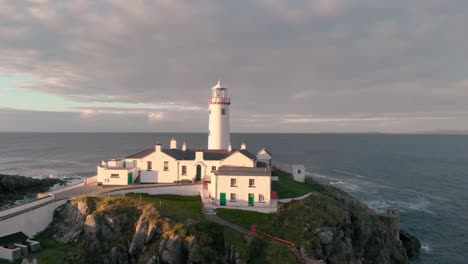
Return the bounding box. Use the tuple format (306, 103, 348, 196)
(97, 81, 274, 208)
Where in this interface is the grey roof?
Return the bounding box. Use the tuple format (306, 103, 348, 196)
(126, 147, 257, 161)
(216, 166, 271, 176)
(126, 148, 154, 159)
(202, 149, 234, 160)
(239, 149, 257, 160)
(0, 232, 29, 246)
(162, 149, 196, 160)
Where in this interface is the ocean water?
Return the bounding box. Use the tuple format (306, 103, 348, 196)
(0, 132, 467, 263)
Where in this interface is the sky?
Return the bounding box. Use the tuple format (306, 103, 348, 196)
(1, 0, 468, 133)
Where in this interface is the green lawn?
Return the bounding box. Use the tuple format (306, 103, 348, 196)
(93, 193, 204, 222)
(271, 169, 318, 199)
(216, 208, 274, 231)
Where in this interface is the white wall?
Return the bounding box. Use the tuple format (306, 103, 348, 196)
(222, 152, 254, 167)
(256, 150, 271, 160)
(0, 247, 21, 262)
(215, 175, 271, 207)
(140, 170, 158, 183)
(0, 200, 67, 238)
(107, 184, 202, 196)
(97, 167, 137, 185)
(208, 103, 230, 149)
(292, 165, 305, 183)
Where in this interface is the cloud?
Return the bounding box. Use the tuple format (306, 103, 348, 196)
(280, 116, 455, 124)
(1, 1, 468, 132)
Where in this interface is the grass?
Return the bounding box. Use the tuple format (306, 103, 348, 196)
(271, 169, 318, 199)
(91, 193, 204, 222)
(30, 229, 81, 264)
(216, 208, 274, 231)
(28, 194, 204, 264)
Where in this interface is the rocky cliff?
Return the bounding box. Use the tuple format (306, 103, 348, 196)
(34, 176, 420, 264)
(0, 174, 66, 208)
(37, 195, 248, 264)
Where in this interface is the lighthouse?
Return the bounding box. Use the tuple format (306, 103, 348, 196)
(208, 81, 230, 149)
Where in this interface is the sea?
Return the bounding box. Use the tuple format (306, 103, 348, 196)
(0, 132, 467, 263)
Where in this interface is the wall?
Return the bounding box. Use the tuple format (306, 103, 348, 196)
(107, 184, 202, 196)
(222, 152, 254, 167)
(97, 166, 137, 185)
(0, 247, 21, 262)
(215, 175, 271, 207)
(256, 150, 271, 160)
(208, 103, 230, 149)
(0, 195, 54, 219)
(0, 200, 67, 238)
(140, 170, 158, 183)
(292, 165, 305, 183)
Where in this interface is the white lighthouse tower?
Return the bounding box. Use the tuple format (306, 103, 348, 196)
(208, 81, 230, 149)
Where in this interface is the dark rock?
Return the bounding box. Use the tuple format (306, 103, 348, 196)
(110, 246, 129, 264)
(399, 230, 421, 258)
(52, 201, 86, 244)
(0, 174, 67, 207)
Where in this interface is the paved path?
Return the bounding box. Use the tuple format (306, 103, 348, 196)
(205, 214, 250, 236)
(0, 182, 202, 221)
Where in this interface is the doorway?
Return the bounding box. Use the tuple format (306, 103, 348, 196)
(196, 165, 202, 182)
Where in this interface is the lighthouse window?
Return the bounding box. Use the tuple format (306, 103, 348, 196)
(221, 109, 226, 115)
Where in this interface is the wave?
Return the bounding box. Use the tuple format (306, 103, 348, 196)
(421, 242, 431, 253)
(363, 198, 435, 215)
(331, 169, 366, 178)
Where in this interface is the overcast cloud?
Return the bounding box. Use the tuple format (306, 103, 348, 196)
(1, 0, 468, 133)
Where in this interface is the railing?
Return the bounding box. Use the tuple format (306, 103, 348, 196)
(252, 228, 323, 264)
(208, 97, 230, 104)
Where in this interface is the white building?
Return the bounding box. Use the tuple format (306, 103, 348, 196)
(256, 148, 272, 167)
(292, 164, 306, 183)
(96, 81, 275, 209)
(208, 81, 230, 150)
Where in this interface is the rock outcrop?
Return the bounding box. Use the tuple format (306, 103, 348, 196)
(400, 230, 421, 258)
(0, 174, 66, 207)
(44, 196, 234, 264)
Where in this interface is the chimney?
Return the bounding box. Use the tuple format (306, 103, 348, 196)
(241, 143, 246, 150)
(170, 138, 177, 149)
(182, 141, 187, 151)
(228, 142, 232, 151)
(155, 141, 162, 152)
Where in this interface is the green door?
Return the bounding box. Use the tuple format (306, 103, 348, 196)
(128, 172, 133, 184)
(248, 193, 254, 206)
(196, 165, 202, 181)
(220, 193, 226, 206)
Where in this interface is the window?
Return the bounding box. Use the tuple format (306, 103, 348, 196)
(297, 170, 302, 174)
(221, 109, 226, 115)
(211, 166, 216, 171)
(147, 161, 152, 171)
(230, 193, 237, 201)
(249, 179, 255, 187)
(110, 173, 119, 178)
(230, 178, 237, 187)
(259, 194, 265, 203)
(182, 166, 187, 175)
(164, 161, 169, 171)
